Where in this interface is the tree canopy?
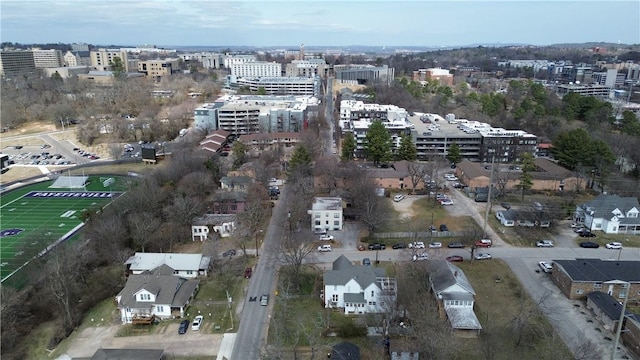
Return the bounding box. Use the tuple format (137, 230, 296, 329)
(446, 142, 462, 164)
(396, 133, 417, 161)
(551, 128, 615, 170)
(364, 120, 393, 166)
(287, 145, 313, 178)
(341, 133, 356, 161)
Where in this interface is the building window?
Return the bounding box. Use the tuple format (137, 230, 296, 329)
(576, 289, 584, 295)
(332, 294, 338, 302)
(619, 289, 627, 299)
(334, 221, 339, 226)
(334, 213, 339, 218)
(140, 293, 151, 301)
(594, 283, 602, 288)
(187, 270, 193, 275)
(156, 305, 163, 312)
(371, 291, 374, 297)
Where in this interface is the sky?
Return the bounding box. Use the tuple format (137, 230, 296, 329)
(1, 0, 639, 47)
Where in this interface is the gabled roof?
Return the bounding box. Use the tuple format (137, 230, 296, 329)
(497, 209, 551, 222)
(220, 176, 252, 187)
(117, 267, 199, 309)
(89, 348, 164, 360)
(125, 253, 209, 272)
(193, 214, 237, 226)
(344, 292, 366, 303)
(331, 342, 361, 360)
(324, 255, 385, 289)
(457, 160, 489, 180)
(430, 260, 475, 296)
(366, 160, 411, 179)
(586, 291, 636, 321)
(580, 195, 640, 221)
(553, 259, 640, 282)
(213, 191, 247, 202)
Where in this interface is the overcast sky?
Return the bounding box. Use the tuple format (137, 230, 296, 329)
(2, 1, 639, 47)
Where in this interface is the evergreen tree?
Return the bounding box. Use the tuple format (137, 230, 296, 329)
(446, 142, 462, 165)
(341, 133, 356, 161)
(110, 56, 126, 79)
(518, 152, 535, 200)
(397, 133, 417, 161)
(288, 145, 313, 177)
(364, 120, 392, 166)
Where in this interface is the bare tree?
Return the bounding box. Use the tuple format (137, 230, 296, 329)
(236, 184, 270, 256)
(572, 331, 604, 360)
(127, 211, 161, 252)
(279, 229, 316, 293)
(163, 194, 204, 226)
(407, 161, 428, 194)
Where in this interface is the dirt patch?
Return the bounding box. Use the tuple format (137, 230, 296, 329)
(2, 121, 56, 136)
(0, 167, 47, 185)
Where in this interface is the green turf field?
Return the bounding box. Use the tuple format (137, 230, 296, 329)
(0, 176, 125, 282)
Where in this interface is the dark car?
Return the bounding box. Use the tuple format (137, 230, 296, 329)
(368, 243, 386, 251)
(446, 255, 464, 262)
(178, 319, 189, 334)
(501, 202, 511, 210)
(392, 243, 407, 249)
(244, 267, 252, 279)
(579, 231, 596, 238)
(447, 242, 465, 248)
(439, 224, 449, 232)
(362, 258, 371, 266)
(580, 241, 600, 248)
(222, 249, 237, 257)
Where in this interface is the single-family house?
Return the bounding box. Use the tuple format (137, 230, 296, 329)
(125, 252, 211, 278)
(82, 348, 165, 360)
(429, 260, 482, 336)
(210, 191, 247, 214)
(192, 214, 236, 240)
(456, 158, 583, 191)
(323, 255, 397, 314)
(574, 194, 640, 234)
(495, 209, 551, 228)
(115, 265, 199, 324)
(308, 196, 343, 232)
(551, 259, 640, 300)
(331, 341, 361, 360)
(495, 210, 515, 226)
(366, 160, 422, 191)
(220, 176, 252, 192)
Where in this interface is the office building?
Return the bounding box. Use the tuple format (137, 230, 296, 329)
(412, 68, 454, 86)
(224, 54, 257, 68)
(32, 49, 63, 68)
(228, 76, 320, 97)
(230, 61, 281, 78)
(0, 50, 36, 76)
(334, 64, 395, 85)
(90, 48, 130, 71)
(137, 59, 180, 81)
(285, 59, 330, 78)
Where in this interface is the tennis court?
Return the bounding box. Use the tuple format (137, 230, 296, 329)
(0, 176, 124, 281)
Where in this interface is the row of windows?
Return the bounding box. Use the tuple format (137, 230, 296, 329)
(315, 220, 340, 226)
(314, 213, 341, 218)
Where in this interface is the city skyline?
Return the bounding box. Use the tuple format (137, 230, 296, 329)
(1, 1, 639, 48)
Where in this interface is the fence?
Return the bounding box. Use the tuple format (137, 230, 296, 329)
(372, 231, 461, 239)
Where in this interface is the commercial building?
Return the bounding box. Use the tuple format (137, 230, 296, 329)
(334, 64, 395, 85)
(228, 76, 320, 97)
(90, 48, 130, 71)
(32, 49, 63, 68)
(224, 54, 257, 68)
(230, 61, 281, 78)
(137, 58, 180, 81)
(556, 84, 611, 99)
(43, 66, 90, 79)
(285, 59, 330, 78)
(179, 52, 224, 69)
(0, 50, 36, 76)
(412, 68, 454, 86)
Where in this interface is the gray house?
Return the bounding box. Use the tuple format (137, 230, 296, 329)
(574, 195, 640, 234)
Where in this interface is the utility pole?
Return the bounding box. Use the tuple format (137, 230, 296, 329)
(609, 281, 630, 360)
(482, 150, 496, 238)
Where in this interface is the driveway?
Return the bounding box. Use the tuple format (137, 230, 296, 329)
(58, 323, 222, 359)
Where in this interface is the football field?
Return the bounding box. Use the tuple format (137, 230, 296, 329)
(0, 176, 124, 282)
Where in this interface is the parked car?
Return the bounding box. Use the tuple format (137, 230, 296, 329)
(407, 241, 425, 249)
(448, 242, 465, 248)
(362, 258, 371, 266)
(429, 225, 437, 232)
(579, 231, 596, 238)
(574, 227, 587, 233)
(413, 253, 429, 261)
(532, 202, 543, 211)
(191, 315, 203, 331)
(605, 242, 623, 249)
(368, 243, 386, 250)
(536, 240, 554, 248)
(222, 249, 237, 257)
(501, 202, 511, 210)
(439, 199, 454, 206)
(244, 267, 252, 279)
(260, 294, 269, 306)
(393, 194, 405, 202)
(475, 239, 492, 248)
(429, 242, 442, 249)
(178, 319, 189, 334)
(452, 182, 464, 189)
(580, 241, 600, 248)
(314, 228, 327, 235)
(318, 244, 332, 252)
(319, 234, 334, 241)
(538, 261, 553, 273)
(392, 243, 407, 249)
(474, 253, 492, 260)
(446, 255, 464, 262)
(439, 224, 449, 232)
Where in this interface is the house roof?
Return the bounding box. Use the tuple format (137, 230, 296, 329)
(331, 342, 361, 360)
(116, 267, 200, 309)
(580, 195, 640, 223)
(445, 307, 483, 330)
(344, 292, 366, 303)
(125, 253, 209, 272)
(586, 291, 636, 321)
(89, 348, 164, 360)
(311, 197, 342, 211)
(457, 160, 489, 180)
(193, 214, 237, 226)
(366, 160, 411, 179)
(213, 191, 247, 202)
(324, 255, 385, 288)
(220, 176, 253, 187)
(497, 209, 551, 222)
(430, 260, 476, 296)
(553, 259, 640, 282)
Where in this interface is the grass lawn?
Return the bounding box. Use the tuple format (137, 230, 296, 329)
(0, 176, 127, 282)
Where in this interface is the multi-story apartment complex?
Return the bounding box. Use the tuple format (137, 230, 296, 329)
(412, 68, 454, 86)
(224, 54, 257, 68)
(228, 76, 320, 97)
(194, 95, 319, 135)
(0, 50, 36, 76)
(334, 64, 395, 85)
(32, 49, 63, 68)
(285, 59, 330, 78)
(179, 52, 224, 69)
(137, 59, 180, 81)
(592, 69, 626, 87)
(90, 48, 130, 72)
(71, 42, 90, 52)
(230, 61, 281, 78)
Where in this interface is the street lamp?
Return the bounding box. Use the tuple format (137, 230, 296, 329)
(482, 149, 496, 238)
(605, 280, 630, 360)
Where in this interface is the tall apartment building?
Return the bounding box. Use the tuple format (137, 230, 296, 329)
(71, 43, 90, 52)
(180, 52, 223, 69)
(0, 50, 36, 76)
(285, 59, 330, 78)
(334, 64, 395, 85)
(224, 54, 257, 68)
(592, 69, 625, 88)
(32, 49, 63, 68)
(137, 59, 180, 81)
(230, 61, 281, 78)
(90, 49, 130, 71)
(228, 76, 320, 97)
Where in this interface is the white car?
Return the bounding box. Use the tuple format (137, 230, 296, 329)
(538, 261, 553, 273)
(319, 234, 334, 241)
(439, 199, 454, 206)
(191, 315, 203, 331)
(474, 253, 492, 260)
(318, 244, 332, 252)
(393, 194, 405, 202)
(413, 253, 429, 261)
(428, 242, 442, 249)
(408, 241, 425, 249)
(536, 240, 554, 248)
(605, 242, 622, 249)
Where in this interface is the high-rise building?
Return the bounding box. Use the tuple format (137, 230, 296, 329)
(0, 50, 36, 76)
(90, 49, 129, 71)
(137, 59, 180, 81)
(230, 61, 281, 78)
(32, 49, 63, 68)
(71, 43, 90, 52)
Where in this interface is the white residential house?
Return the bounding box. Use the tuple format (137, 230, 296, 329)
(429, 260, 482, 336)
(574, 194, 640, 234)
(124, 252, 211, 278)
(323, 255, 396, 314)
(308, 197, 343, 232)
(115, 264, 199, 324)
(495, 210, 515, 227)
(192, 214, 236, 241)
